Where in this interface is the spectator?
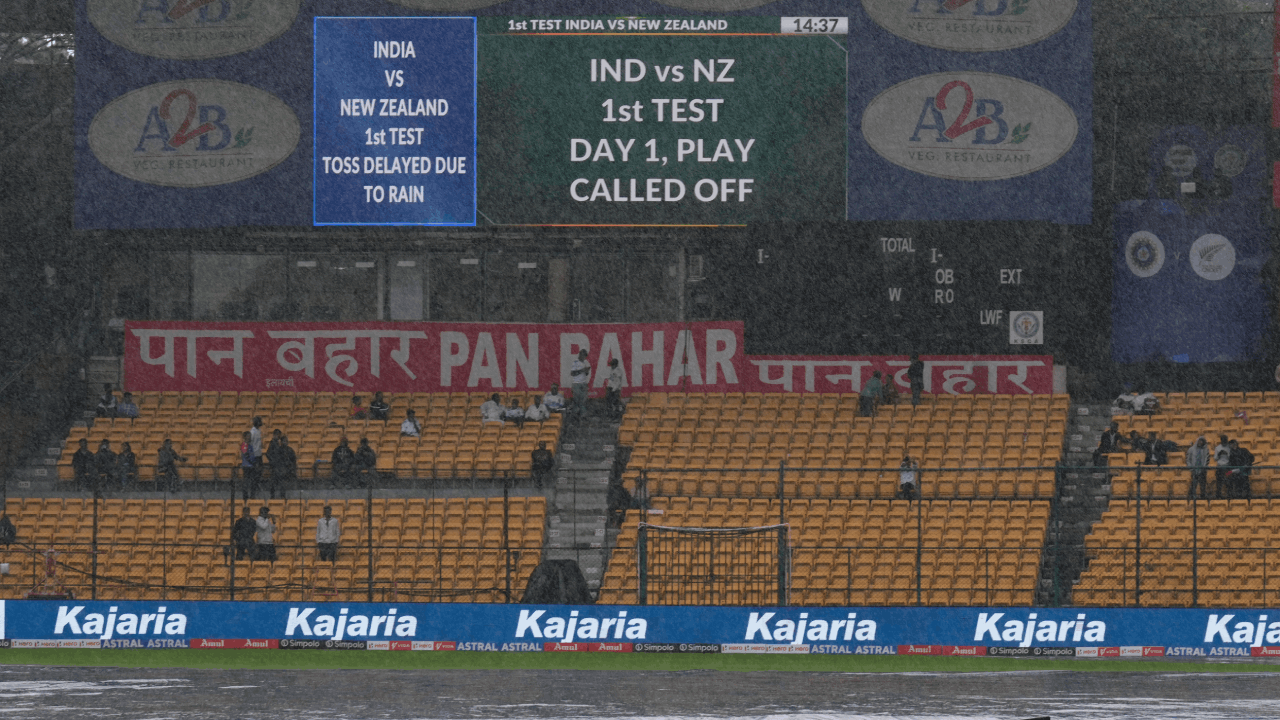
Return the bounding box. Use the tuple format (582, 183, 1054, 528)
(369, 391, 390, 421)
(157, 438, 186, 492)
(1127, 431, 1150, 457)
(117, 392, 139, 419)
(316, 505, 341, 562)
(266, 434, 296, 499)
(525, 396, 550, 422)
(254, 506, 277, 562)
(247, 416, 265, 491)
(907, 353, 925, 406)
(570, 349, 592, 418)
(118, 441, 138, 488)
(331, 437, 356, 486)
(1133, 390, 1160, 415)
(607, 480, 632, 529)
(1185, 436, 1210, 501)
(0, 512, 15, 545)
(531, 441, 555, 489)
(232, 505, 257, 561)
(503, 398, 526, 426)
(1227, 440, 1254, 499)
(95, 383, 117, 418)
(860, 371, 883, 417)
(543, 384, 566, 413)
(239, 431, 257, 501)
(355, 437, 377, 481)
(1112, 389, 1138, 414)
(72, 438, 95, 490)
(605, 358, 625, 418)
(266, 429, 283, 461)
(1214, 434, 1232, 498)
(881, 375, 899, 407)
(350, 395, 367, 420)
(480, 393, 504, 423)
(1093, 421, 1124, 466)
(1142, 431, 1171, 466)
(95, 439, 117, 491)
(898, 454, 919, 500)
(400, 409, 421, 437)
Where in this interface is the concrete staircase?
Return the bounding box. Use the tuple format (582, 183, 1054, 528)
(541, 402, 621, 598)
(6, 408, 95, 495)
(1036, 401, 1114, 606)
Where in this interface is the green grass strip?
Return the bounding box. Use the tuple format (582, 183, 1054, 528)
(2, 649, 1278, 672)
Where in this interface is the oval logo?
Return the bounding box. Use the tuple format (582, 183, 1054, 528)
(87, 0, 300, 60)
(1126, 231, 1165, 278)
(88, 80, 300, 188)
(1190, 233, 1235, 281)
(861, 72, 1078, 181)
(861, 0, 1077, 52)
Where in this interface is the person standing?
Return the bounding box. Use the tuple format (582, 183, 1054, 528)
(907, 353, 925, 406)
(1227, 440, 1254, 499)
(266, 435, 296, 499)
(1213, 434, 1232, 499)
(1185, 436, 1210, 501)
(247, 416, 265, 494)
(605, 358, 625, 418)
(232, 505, 257, 561)
(254, 506, 277, 562)
(570, 349, 592, 419)
(860, 371, 883, 417)
(157, 438, 186, 492)
(315, 505, 341, 562)
(531, 441, 555, 489)
(239, 431, 257, 502)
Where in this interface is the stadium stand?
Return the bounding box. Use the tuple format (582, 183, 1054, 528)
(598, 497, 1050, 606)
(0, 497, 545, 602)
(55, 392, 561, 483)
(1074, 499, 1280, 608)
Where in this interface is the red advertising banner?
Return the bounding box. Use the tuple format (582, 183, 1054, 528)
(124, 321, 745, 394)
(123, 322, 1054, 395)
(744, 355, 1053, 395)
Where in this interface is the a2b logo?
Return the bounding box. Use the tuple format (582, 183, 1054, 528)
(135, 89, 245, 153)
(910, 80, 1011, 145)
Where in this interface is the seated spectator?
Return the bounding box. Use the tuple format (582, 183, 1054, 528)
(157, 438, 186, 492)
(331, 437, 356, 486)
(525, 396, 550, 422)
(72, 438, 95, 489)
(0, 512, 15, 545)
(95, 384, 117, 418)
(898, 455, 919, 500)
(400, 409, 421, 437)
(1142, 432, 1174, 466)
(117, 392, 139, 419)
(95, 439, 117, 490)
(118, 441, 138, 487)
(881, 377, 900, 407)
(1133, 390, 1160, 415)
(349, 395, 368, 420)
(1093, 421, 1124, 466)
(1227, 440, 1255, 499)
(543, 384, 566, 413)
(369, 391, 390, 422)
(503, 399, 526, 426)
(355, 437, 377, 480)
(480, 393, 505, 423)
(1112, 389, 1139, 414)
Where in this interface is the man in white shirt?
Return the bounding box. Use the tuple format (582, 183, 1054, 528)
(480, 393, 505, 423)
(400, 409, 421, 437)
(1213, 434, 1232, 498)
(315, 505, 341, 562)
(254, 506, 277, 562)
(570, 349, 591, 418)
(543, 384, 566, 412)
(525, 396, 550, 422)
(503, 399, 526, 426)
(605, 358, 625, 417)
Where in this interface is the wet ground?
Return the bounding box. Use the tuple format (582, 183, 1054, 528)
(1, 666, 1279, 719)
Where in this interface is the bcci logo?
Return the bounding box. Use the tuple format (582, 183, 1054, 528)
(1009, 310, 1043, 345)
(1124, 231, 1165, 278)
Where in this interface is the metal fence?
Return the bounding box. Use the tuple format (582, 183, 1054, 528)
(636, 523, 789, 606)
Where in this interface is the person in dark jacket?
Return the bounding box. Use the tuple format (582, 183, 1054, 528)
(355, 437, 377, 484)
(331, 437, 356, 486)
(232, 506, 257, 561)
(118, 442, 138, 488)
(94, 440, 118, 491)
(157, 438, 186, 492)
(1227, 440, 1255, 499)
(0, 513, 16, 545)
(71, 438, 95, 490)
(1093, 421, 1124, 466)
(531, 442, 555, 489)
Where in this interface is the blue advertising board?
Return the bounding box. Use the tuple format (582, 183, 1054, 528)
(2, 600, 1279, 659)
(313, 16, 476, 226)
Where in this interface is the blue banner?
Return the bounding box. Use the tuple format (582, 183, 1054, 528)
(3, 600, 1280, 658)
